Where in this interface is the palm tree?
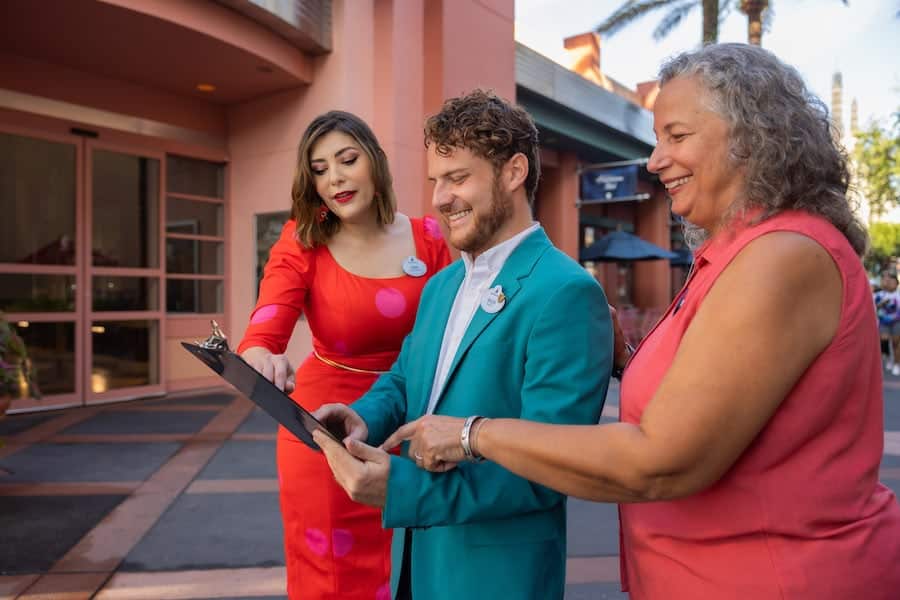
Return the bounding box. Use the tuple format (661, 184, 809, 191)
(740, 0, 768, 45)
(595, 0, 722, 46)
(739, 1, 848, 46)
(596, 0, 848, 47)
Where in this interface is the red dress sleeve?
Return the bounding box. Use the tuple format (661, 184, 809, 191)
(237, 220, 313, 355)
(421, 215, 452, 271)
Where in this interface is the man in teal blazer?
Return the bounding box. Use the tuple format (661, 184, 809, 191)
(314, 90, 613, 600)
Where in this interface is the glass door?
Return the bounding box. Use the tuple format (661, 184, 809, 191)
(0, 128, 82, 411)
(0, 126, 165, 410)
(84, 141, 164, 403)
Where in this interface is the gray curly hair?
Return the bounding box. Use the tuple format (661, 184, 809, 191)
(659, 43, 867, 256)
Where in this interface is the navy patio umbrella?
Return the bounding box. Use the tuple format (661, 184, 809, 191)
(580, 230, 677, 262)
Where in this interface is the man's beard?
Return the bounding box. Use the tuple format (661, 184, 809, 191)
(454, 178, 514, 255)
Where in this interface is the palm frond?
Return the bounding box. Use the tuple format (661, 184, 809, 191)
(595, 0, 685, 37)
(718, 0, 736, 23)
(763, 2, 775, 33)
(653, 2, 700, 41)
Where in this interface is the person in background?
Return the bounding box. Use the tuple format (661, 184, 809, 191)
(391, 44, 900, 599)
(875, 272, 900, 375)
(238, 111, 450, 599)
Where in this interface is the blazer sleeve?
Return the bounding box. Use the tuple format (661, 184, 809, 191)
(236, 220, 312, 355)
(352, 331, 411, 446)
(381, 275, 613, 528)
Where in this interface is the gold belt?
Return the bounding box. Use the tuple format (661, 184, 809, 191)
(313, 350, 388, 375)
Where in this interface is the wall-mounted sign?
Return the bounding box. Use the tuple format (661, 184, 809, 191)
(579, 163, 649, 204)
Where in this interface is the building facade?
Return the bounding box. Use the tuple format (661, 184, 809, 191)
(516, 41, 675, 317)
(1, 0, 672, 413)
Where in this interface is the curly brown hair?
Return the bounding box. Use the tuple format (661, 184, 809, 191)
(424, 89, 541, 206)
(291, 111, 396, 248)
(659, 44, 868, 256)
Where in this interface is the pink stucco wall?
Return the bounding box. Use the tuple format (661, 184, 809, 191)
(429, 0, 516, 103)
(226, 0, 516, 364)
(539, 150, 581, 260)
(634, 185, 673, 309)
(422, 0, 516, 213)
(373, 0, 428, 218)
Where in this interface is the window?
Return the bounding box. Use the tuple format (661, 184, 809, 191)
(0, 133, 76, 266)
(255, 211, 290, 297)
(165, 156, 225, 314)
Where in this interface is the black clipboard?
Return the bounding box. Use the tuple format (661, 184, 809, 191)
(181, 326, 342, 451)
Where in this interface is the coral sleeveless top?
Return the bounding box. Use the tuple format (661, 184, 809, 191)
(619, 210, 900, 599)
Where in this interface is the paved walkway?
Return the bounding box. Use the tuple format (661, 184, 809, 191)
(1, 379, 898, 600)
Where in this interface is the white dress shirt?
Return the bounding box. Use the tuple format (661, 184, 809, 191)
(425, 223, 540, 414)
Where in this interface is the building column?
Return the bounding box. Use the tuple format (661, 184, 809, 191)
(633, 185, 672, 310)
(372, 0, 427, 216)
(537, 149, 580, 260)
(422, 0, 515, 217)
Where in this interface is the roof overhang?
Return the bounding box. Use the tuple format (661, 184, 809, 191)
(515, 43, 655, 162)
(0, 0, 318, 104)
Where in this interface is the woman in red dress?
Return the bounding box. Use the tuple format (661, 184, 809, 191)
(237, 111, 450, 599)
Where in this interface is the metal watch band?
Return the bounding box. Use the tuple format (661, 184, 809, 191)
(612, 343, 636, 380)
(460, 415, 482, 461)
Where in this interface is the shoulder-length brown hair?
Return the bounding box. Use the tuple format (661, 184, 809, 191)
(291, 111, 396, 247)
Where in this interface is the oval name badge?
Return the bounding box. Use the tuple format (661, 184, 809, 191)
(402, 256, 427, 277)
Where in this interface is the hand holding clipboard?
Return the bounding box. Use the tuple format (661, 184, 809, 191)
(181, 321, 342, 451)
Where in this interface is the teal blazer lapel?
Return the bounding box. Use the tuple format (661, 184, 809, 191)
(415, 264, 464, 415)
(434, 228, 550, 411)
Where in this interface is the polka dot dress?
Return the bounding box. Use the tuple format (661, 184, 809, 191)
(238, 216, 450, 600)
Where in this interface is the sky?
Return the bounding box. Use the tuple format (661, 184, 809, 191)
(515, 0, 900, 131)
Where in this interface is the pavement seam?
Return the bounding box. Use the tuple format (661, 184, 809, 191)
(0, 408, 102, 461)
(185, 478, 279, 494)
(15, 571, 113, 600)
(0, 482, 142, 496)
(16, 395, 252, 599)
(95, 566, 287, 600)
(106, 404, 227, 413)
(0, 574, 39, 598)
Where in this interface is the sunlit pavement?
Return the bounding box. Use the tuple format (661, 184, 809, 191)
(1, 379, 897, 600)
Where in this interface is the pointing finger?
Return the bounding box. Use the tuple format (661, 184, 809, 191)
(381, 421, 418, 451)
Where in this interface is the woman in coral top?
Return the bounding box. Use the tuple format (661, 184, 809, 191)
(238, 111, 450, 599)
(390, 45, 900, 598)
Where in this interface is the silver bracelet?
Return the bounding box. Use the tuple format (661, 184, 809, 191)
(460, 415, 483, 461)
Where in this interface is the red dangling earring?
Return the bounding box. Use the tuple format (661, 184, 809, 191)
(318, 203, 329, 223)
